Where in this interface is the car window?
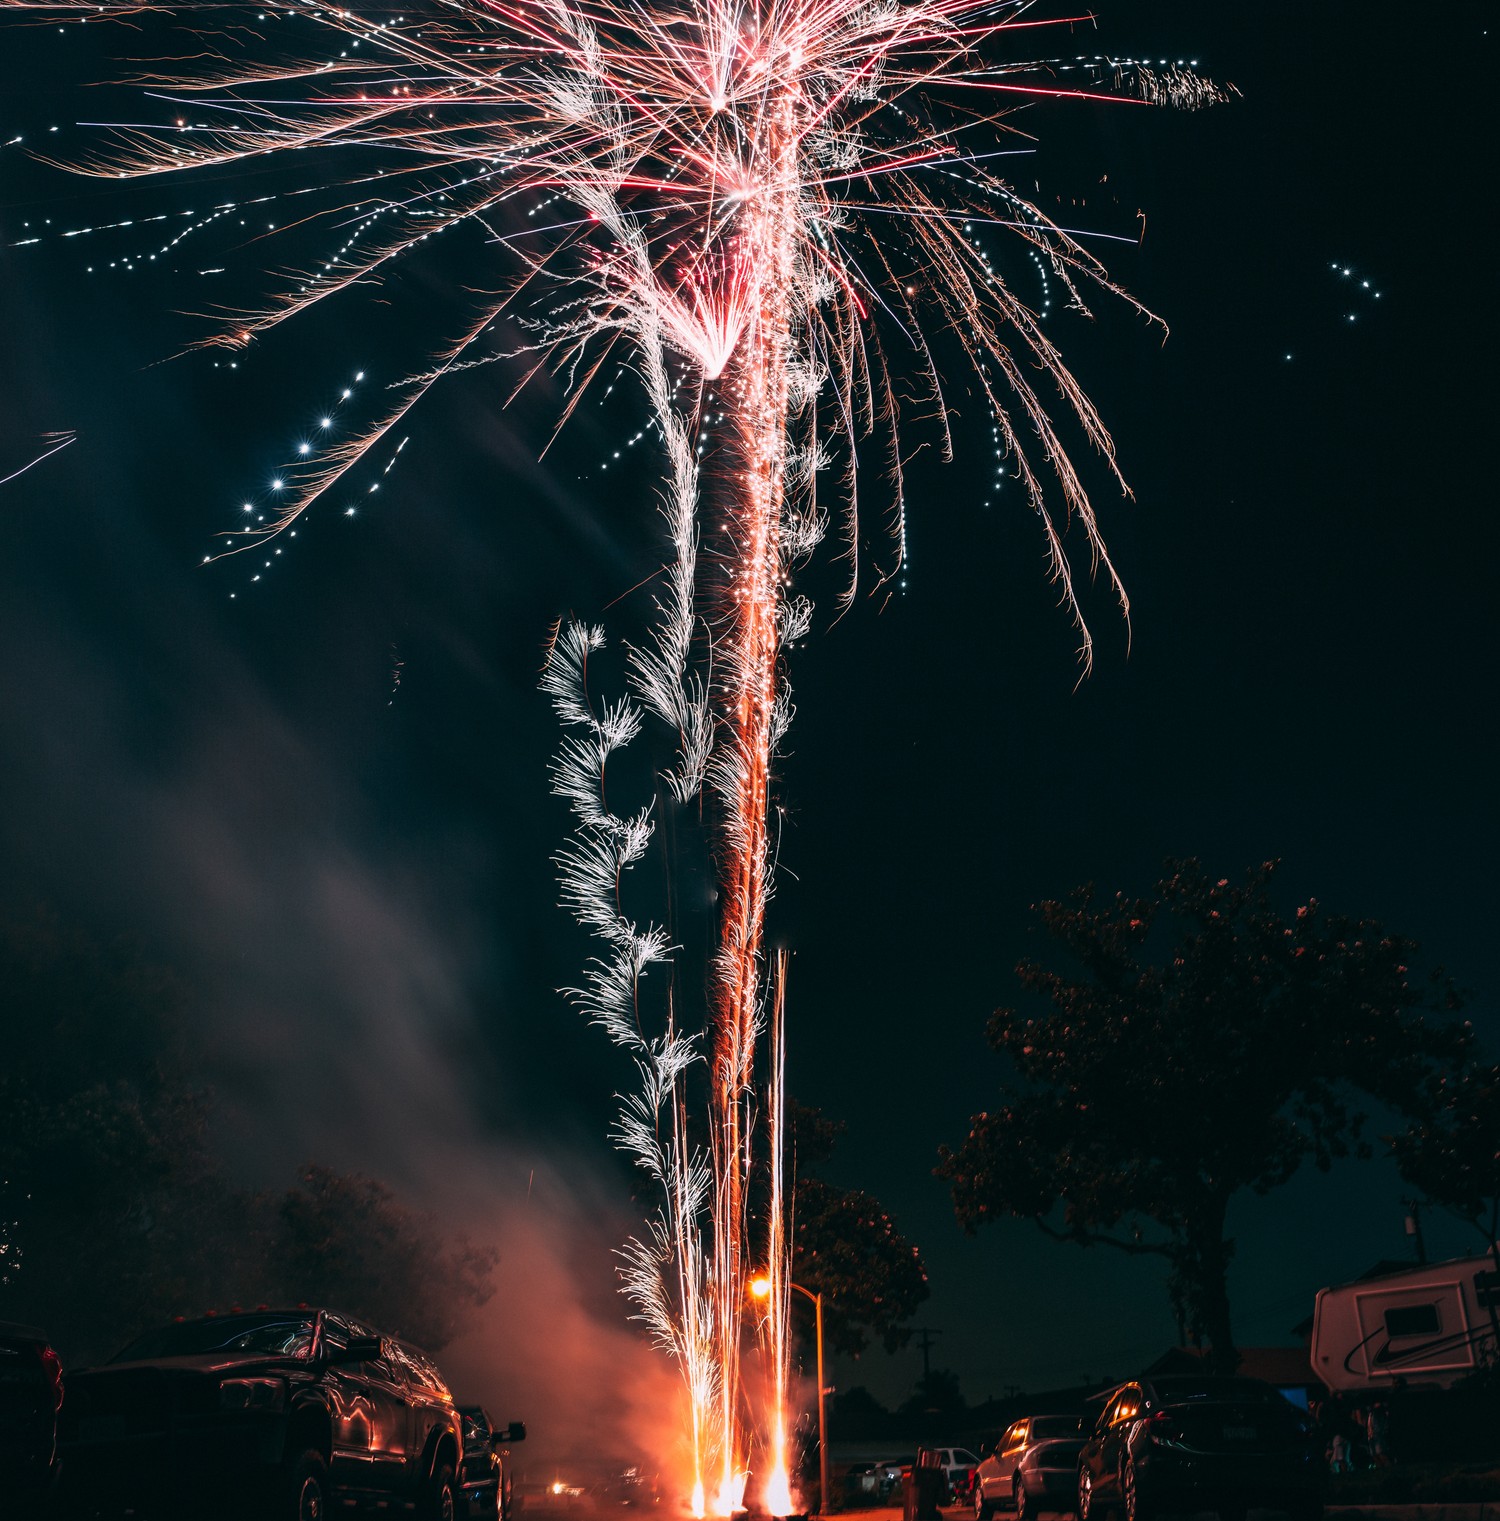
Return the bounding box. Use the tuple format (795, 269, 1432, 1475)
(1114, 1388, 1141, 1423)
(1030, 1417, 1082, 1441)
(112, 1313, 318, 1362)
(386, 1341, 427, 1391)
(1004, 1424, 1027, 1453)
(399, 1343, 453, 1400)
(319, 1316, 350, 1354)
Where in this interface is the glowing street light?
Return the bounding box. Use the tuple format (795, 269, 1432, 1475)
(751, 1275, 830, 1516)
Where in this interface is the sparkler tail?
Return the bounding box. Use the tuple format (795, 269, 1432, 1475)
(1, 431, 78, 490)
(759, 952, 795, 1518)
(8, 0, 1226, 1502)
(542, 620, 721, 1501)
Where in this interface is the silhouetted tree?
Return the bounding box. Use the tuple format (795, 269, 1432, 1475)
(1391, 1062, 1500, 1262)
(938, 860, 1469, 1373)
(274, 1164, 496, 1351)
(0, 911, 496, 1360)
(899, 1367, 966, 1421)
(787, 1103, 929, 1356)
(0, 912, 223, 1359)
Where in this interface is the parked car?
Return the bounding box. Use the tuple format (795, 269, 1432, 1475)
(921, 1446, 982, 1504)
(0, 1321, 65, 1514)
(1077, 1376, 1323, 1521)
(56, 1307, 477, 1518)
(845, 1461, 881, 1501)
(873, 1457, 908, 1498)
(973, 1414, 1085, 1520)
(458, 1404, 527, 1519)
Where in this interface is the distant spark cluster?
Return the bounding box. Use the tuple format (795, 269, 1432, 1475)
(1284, 260, 1387, 362)
(1332, 260, 1383, 323)
(193, 369, 410, 596)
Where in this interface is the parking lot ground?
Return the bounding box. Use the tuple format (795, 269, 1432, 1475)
(1326, 1510, 1497, 1521)
(823, 1509, 1500, 1521)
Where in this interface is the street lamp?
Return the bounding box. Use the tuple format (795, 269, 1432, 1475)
(750, 1275, 830, 1517)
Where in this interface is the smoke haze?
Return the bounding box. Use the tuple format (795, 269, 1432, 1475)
(0, 392, 681, 1478)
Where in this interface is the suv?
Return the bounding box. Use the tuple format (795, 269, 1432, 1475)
(1077, 1377, 1322, 1521)
(921, 1446, 982, 1504)
(57, 1307, 518, 1518)
(1, 1321, 65, 1514)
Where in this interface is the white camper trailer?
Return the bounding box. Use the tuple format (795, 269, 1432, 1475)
(1310, 1255, 1500, 1392)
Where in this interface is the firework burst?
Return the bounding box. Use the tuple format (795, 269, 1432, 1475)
(6, 0, 1224, 1505)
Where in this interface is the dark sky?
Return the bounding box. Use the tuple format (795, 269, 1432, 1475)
(1, 0, 1496, 1421)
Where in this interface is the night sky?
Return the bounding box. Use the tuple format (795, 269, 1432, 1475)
(2, 0, 1496, 1432)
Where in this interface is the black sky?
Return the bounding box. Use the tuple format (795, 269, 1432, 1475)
(1, 0, 1496, 1413)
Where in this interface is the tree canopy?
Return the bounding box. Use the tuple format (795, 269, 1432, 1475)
(275, 1164, 496, 1351)
(1391, 1061, 1500, 1257)
(0, 910, 494, 1360)
(937, 860, 1469, 1371)
(0, 912, 219, 1358)
(786, 1103, 929, 1357)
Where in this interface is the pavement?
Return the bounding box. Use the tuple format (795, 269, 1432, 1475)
(827, 1507, 1500, 1521)
(519, 1495, 1500, 1521)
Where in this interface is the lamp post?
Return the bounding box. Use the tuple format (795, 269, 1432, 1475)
(751, 1276, 830, 1517)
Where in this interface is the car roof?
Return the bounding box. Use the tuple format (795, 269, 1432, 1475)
(1145, 1375, 1278, 1396)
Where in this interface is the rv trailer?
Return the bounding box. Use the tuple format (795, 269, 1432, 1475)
(1310, 1254, 1500, 1392)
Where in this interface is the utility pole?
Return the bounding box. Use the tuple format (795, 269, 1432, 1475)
(1403, 1198, 1428, 1264)
(912, 1327, 943, 1386)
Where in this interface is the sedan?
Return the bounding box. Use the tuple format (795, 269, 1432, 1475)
(973, 1414, 1085, 1520)
(1076, 1377, 1322, 1521)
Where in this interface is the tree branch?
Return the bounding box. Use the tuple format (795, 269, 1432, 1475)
(1029, 1214, 1172, 1259)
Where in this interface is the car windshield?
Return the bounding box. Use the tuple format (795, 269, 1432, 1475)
(1030, 1417, 1083, 1441)
(1153, 1379, 1277, 1406)
(112, 1313, 318, 1362)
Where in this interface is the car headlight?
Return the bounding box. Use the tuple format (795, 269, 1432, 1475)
(220, 1377, 287, 1412)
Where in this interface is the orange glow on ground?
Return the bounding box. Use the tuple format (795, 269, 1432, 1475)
(711, 1470, 747, 1517)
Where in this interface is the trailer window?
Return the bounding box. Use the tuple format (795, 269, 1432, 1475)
(1384, 1304, 1440, 1337)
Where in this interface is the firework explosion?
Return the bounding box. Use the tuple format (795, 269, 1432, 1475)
(6, 0, 1223, 1507)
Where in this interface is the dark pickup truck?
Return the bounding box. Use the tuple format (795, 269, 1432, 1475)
(57, 1307, 525, 1519)
(1, 1321, 65, 1514)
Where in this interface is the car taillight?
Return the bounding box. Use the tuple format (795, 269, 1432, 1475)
(1148, 1411, 1180, 1443)
(39, 1345, 64, 1412)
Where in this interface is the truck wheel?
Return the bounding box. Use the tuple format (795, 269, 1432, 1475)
(423, 1461, 458, 1521)
(287, 1449, 329, 1521)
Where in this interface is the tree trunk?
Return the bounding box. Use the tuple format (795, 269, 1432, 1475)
(1176, 1199, 1240, 1375)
